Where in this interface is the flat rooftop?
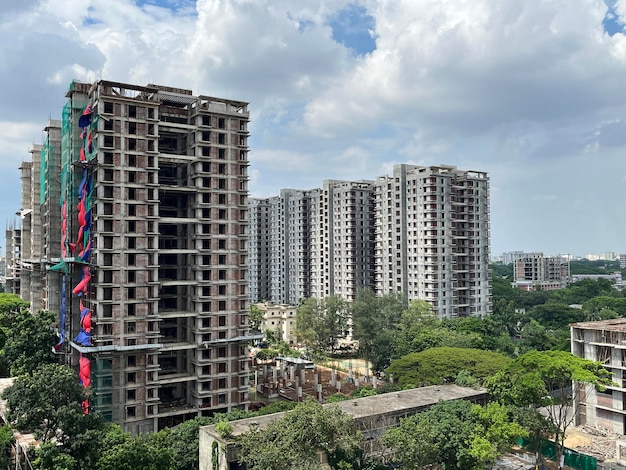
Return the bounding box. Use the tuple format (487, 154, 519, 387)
(203, 384, 486, 438)
(571, 318, 626, 332)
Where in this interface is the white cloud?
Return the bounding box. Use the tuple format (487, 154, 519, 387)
(1, 0, 625, 255)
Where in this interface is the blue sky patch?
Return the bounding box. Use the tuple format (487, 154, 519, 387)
(603, 0, 625, 36)
(328, 4, 376, 56)
(136, 0, 196, 15)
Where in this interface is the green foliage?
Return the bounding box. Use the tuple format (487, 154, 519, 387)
(166, 417, 212, 470)
(486, 350, 614, 465)
(2, 363, 86, 442)
(383, 400, 525, 470)
(491, 262, 514, 278)
(33, 441, 78, 470)
(248, 304, 265, 332)
(351, 386, 377, 398)
(0, 293, 29, 326)
(527, 303, 585, 330)
(95, 432, 173, 470)
(386, 347, 511, 387)
(238, 399, 363, 470)
(4, 309, 58, 375)
(255, 348, 278, 361)
(351, 290, 407, 372)
(454, 369, 479, 388)
(583, 296, 626, 317)
(382, 414, 438, 469)
(570, 259, 620, 275)
(468, 402, 527, 467)
(215, 420, 233, 438)
(326, 393, 350, 403)
(0, 424, 14, 469)
(295, 296, 349, 353)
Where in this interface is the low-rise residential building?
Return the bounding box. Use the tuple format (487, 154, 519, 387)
(253, 302, 298, 344)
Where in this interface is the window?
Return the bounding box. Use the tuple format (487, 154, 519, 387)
(126, 322, 136, 333)
(127, 372, 136, 383)
(126, 406, 136, 418)
(127, 389, 136, 400)
(103, 101, 113, 113)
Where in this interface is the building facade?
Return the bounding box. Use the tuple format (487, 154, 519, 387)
(249, 181, 375, 304)
(18, 79, 257, 432)
(571, 319, 626, 435)
(252, 302, 298, 344)
(513, 252, 570, 291)
(248, 164, 491, 319)
(374, 164, 491, 318)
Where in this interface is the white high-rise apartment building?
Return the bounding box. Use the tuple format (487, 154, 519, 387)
(249, 165, 491, 318)
(374, 164, 491, 318)
(249, 181, 375, 303)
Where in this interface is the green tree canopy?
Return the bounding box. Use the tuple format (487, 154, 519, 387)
(4, 309, 58, 375)
(248, 304, 265, 332)
(383, 400, 525, 470)
(351, 289, 407, 372)
(295, 296, 349, 353)
(486, 350, 613, 468)
(2, 363, 86, 442)
(386, 347, 511, 387)
(238, 399, 363, 470)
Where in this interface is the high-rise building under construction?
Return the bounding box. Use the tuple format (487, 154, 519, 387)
(12, 80, 256, 433)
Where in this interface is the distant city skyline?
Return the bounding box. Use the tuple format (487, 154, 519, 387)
(2, 1, 626, 257)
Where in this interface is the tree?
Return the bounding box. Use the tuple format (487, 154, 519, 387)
(486, 350, 613, 469)
(393, 300, 438, 357)
(528, 303, 585, 330)
(95, 432, 173, 470)
(4, 309, 58, 375)
(386, 347, 510, 387)
(383, 400, 525, 470)
(238, 399, 363, 470)
(248, 304, 265, 332)
(295, 296, 348, 353)
(2, 363, 85, 441)
(351, 290, 406, 372)
(0, 425, 14, 469)
(0, 293, 29, 326)
(382, 414, 438, 469)
(468, 402, 527, 469)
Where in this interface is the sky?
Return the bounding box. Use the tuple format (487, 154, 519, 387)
(1, 0, 626, 257)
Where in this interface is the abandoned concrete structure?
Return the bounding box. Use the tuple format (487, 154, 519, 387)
(11, 79, 259, 432)
(199, 384, 488, 470)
